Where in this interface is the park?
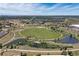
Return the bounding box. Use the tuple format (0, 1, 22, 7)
(0, 16, 79, 56)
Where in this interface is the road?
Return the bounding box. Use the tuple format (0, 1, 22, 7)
(2, 31, 15, 46)
(10, 49, 79, 52)
(2, 29, 24, 46)
(1, 48, 79, 53)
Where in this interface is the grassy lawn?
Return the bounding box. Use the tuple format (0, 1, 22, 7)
(21, 28, 61, 39)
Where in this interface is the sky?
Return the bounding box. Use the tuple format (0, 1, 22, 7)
(0, 3, 79, 15)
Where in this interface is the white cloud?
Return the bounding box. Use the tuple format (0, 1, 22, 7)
(0, 3, 79, 15)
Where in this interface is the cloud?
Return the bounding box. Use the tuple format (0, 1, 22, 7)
(0, 3, 79, 15)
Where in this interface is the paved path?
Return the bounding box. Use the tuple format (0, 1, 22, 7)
(11, 49, 79, 52)
(1, 48, 79, 53)
(3, 29, 24, 46)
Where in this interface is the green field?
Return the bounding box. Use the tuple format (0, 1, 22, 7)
(21, 28, 61, 39)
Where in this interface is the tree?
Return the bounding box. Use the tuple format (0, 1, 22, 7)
(47, 53, 50, 55)
(32, 42, 40, 48)
(10, 45, 13, 49)
(50, 26, 56, 31)
(0, 43, 2, 49)
(63, 47, 67, 50)
(60, 47, 63, 51)
(13, 45, 16, 49)
(18, 41, 23, 45)
(69, 34, 73, 38)
(41, 42, 48, 48)
(68, 51, 73, 56)
(0, 51, 4, 56)
(36, 53, 41, 56)
(27, 41, 34, 47)
(20, 52, 27, 56)
(26, 36, 32, 40)
(6, 45, 9, 48)
(61, 50, 67, 55)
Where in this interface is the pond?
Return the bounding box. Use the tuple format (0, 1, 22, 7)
(4, 35, 79, 47)
(54, 35, 79, 44)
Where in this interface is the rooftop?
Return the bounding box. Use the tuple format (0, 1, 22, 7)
(70, 24, 79, 28)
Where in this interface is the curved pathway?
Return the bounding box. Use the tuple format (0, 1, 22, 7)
(1, 48, 79, 53)
(3, 29, 24, 46)
(2, 32, 15, 46)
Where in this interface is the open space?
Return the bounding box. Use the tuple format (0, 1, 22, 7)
(21, 28, 61, 40)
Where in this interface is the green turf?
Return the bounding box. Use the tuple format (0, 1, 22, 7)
(21, 28, 61, 39)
